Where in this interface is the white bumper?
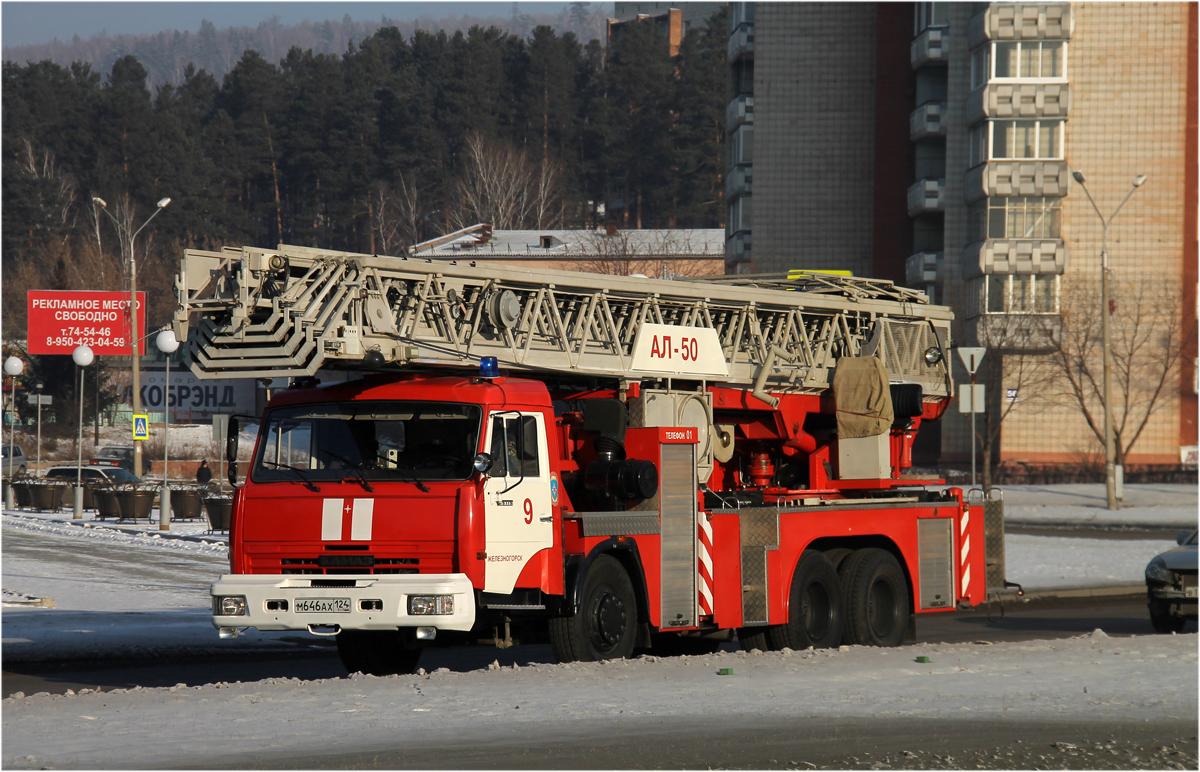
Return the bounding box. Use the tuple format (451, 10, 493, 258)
(211, 573, 477, 633)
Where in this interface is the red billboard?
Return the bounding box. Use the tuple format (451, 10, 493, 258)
(27, 290, 147, 356)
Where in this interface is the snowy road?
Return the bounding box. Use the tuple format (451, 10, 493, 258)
(3, 632, 1196, 769)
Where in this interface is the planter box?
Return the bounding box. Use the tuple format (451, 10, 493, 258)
(94, 489, 121, 519)
(204, 498, 233, 531)
(29, 483, 66, 512)
(170, 489, 204, 520)
(116, 490, 156, 521)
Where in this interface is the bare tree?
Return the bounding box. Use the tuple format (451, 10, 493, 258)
(576, 229, 723, 279)
(449, 132, 563, 230)
(367, 176, 424, 255)
(972, 314, 1060, 489)
(1038, 278, 1189, 466)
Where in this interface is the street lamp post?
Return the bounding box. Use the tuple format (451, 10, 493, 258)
(3, 356, 24, 509)
(92, 195, 172, 478)
(155, 329, 180, 531)
(1070, 171, 1147, 511)
(72, 345, 94, 519)
(35, 379, 44, 477)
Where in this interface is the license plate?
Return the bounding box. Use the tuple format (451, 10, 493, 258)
(295, 597, 351, 613)
(1186, 587, 1198, 598)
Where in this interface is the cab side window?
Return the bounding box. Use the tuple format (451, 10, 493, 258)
(489, 415, 541, 478)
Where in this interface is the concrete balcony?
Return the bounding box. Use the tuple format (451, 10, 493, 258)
(969, 3, 1073, 46)
(728, 25, 754, 63)
(967, 83, 1070, 123)
(906, 251, 943, 286)
(964, 239, 1067, 278)
(726, 165, 752, 200)
(726, 95, 754, 130)
(972, 313, 1063, 353)
(910, 27, 947, 69)
(907, 179, 945, 216)
(964, 160, 1069, 203)
(909, 102, 946, 140)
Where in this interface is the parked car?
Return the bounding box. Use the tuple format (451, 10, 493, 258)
(1145, 529, 1198, 633)
(1, 445, 28, 475)
(89, 445, 135, 473)
(45, 465, 141, 485)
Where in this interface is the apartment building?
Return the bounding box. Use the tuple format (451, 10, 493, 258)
(727, 2, 1197, 467)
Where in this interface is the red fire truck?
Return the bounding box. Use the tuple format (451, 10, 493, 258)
(176, 244, 985, 674)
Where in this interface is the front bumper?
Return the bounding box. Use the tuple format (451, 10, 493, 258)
(1147, 584, 1199, 616)
(211, 573, 477, 634)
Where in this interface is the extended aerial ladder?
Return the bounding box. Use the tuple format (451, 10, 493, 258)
(175, 244, 954, 401)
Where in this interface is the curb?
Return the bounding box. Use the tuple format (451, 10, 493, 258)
(1006, 518, 1194, 531)
(4, 511, 226, 546)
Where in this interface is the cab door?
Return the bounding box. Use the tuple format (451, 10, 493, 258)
(482, 412, 553, 594)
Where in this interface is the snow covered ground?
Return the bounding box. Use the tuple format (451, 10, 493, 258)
(998, 483, 1198, 528)
(2, 630, 1195, 769)
(2, 484, 1196, 768)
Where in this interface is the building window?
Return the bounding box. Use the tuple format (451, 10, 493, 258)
(991, 41, 1067, 80)
(728, 195, 751, 236)
(982, 274, 1060, 315)
(731, 125, 753, 166)
(970, 46, 990, 90)
(914, 2, 948, 35)
(980, 197, 1063, 240)
(991, 119, 1064, 160)
(968, 123, 987, 168)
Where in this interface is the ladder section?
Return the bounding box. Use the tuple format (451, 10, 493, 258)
(175, 244, 953, 397)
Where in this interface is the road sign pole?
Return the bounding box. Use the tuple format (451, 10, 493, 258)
(970, 371, 977, 488)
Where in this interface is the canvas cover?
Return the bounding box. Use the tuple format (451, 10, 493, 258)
(833, 356, 894, 439)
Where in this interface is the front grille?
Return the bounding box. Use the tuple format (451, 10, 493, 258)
(278, 555, 421, 575)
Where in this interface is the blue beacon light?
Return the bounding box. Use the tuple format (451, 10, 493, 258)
(479, 356, 500, 379)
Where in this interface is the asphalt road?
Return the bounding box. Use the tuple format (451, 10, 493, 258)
(1, 594, 1174, 698)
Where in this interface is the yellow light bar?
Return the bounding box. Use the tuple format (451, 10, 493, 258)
(786, 269, 854, 279)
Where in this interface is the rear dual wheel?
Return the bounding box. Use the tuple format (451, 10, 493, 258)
(839, 548, 909, 647)
(741, 551, 843, 651)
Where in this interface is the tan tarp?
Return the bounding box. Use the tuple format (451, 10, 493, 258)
(832, 357, 894, 439)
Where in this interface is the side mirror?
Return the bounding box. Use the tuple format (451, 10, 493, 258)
(226, 416, 239, 486)
(473, 452, 494, 475)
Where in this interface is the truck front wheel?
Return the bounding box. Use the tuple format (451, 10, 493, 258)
(336, 630, 422, 676)
(550, 555, 638, 662)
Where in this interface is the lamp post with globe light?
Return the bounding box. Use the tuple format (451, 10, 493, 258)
(4, 355, 24, 508)
(155, 328, 180, 531)
(72, 345, 94, 519)
(92, 195, 172, 478)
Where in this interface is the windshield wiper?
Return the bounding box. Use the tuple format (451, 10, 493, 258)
(260, 460, 321, 492)
(319, 449, 375, 492)
(380, 456, 431, 493)
(340, 469, 374, 493)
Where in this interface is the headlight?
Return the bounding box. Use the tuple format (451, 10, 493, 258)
(1145, 559, 1172, 584)
(408, 595, 455, 615)
(214, 595, 249, 616)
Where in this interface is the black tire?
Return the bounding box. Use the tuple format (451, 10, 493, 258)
(841, 548, 909, 647)
(336, 630, 422, 676)
(737, 627, 771, 651)
(550, 554, 638, 662)
(768, 550, 843, 650)
(1149, 599, 1186, 634)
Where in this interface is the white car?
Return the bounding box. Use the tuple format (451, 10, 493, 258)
(44, 465, 141, 485)
(1, 445, 27, 475)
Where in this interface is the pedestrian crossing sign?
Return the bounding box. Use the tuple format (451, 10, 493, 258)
(132, 414, 150, 441)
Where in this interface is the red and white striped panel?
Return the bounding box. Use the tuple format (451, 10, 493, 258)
(959, 508, 971, 599)
(697, 511, 714, 617)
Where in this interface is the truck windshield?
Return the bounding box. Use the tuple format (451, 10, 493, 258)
(252, 402, 481, 483)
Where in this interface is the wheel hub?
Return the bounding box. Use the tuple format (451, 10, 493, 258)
(594, 592, 627, 647)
